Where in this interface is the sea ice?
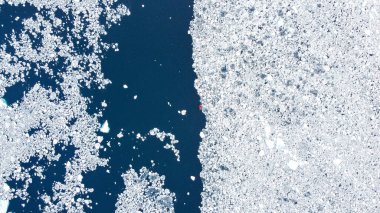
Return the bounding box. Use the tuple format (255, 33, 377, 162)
(100, 120, 110, 133)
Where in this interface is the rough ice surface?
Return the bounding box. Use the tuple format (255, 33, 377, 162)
(115, 167, 175, 213)
(0, 0, 128, 212)
(191, 0, 380, 212)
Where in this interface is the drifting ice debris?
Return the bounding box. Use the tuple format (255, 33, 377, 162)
(178, 110, 187, 116)
(0, 184, 9, 213)
(100, 120, 110, 133)
(199, 131, 205, 138)
(146, 128, 181, 161)
(101, 101, 107, 107)
(0, 0, 129, 211)
(117, 131, 124, 138)
(115, 167, 175, 213)
(0, 200, 9, 213)
(190, 176, 196, 181)
(0, 99, 7, 108)
(123, 84, 128, 89)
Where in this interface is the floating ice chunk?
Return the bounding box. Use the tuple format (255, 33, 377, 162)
(0, 184, 9, 212)
(117, 132, 124, 138)
(123, 84, 128, 89)
(0, 98, 7, 108)
(101, 101, 107, 107)
(100, 120, 110, 133)
(288, 160, 299, 170)
(133, 95, 137, 100)
(115, 167, 175, 213)
(190, 176, 196, 181)
(178, 110, 187, 116)
(258, 150, 265, 156)
(199, 131, 205, 138)
(145, 128, 180, 161)
(0, 199, 9, 213)
(126, 8, 131, 16)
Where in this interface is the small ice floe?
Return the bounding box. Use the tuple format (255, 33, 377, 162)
(178, 110, 187, 116)
(126, 8, 131, 16)
(101, 100, 107, 107)
(0, 199, 9, 213)
(123, 84, 128, 89)
(100, 120, 110, 133)
(199, 131, 205, 138)
(0, 98, 7, 108)
(190, 176, 196, 181)
(117, 131, 124, 138)
(133, 95, 138, 100)
(287, 160, 299, 170)
(0, 183, 9, 213)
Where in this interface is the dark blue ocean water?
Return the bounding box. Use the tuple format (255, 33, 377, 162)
(3, 0, 204, 212)
(84, 0, 204, 212)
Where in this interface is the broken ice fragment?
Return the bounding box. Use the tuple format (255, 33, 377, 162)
(0, 200, 9, 213)
(0, 98, 7, 108)
(178, 110, 187, 116)
(0, 183, 9, 213)
(100, 120, 110, 133)
(101, 101, 107, 107)
(199, 132, 205, 138)
(117, 132, 124, 138)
